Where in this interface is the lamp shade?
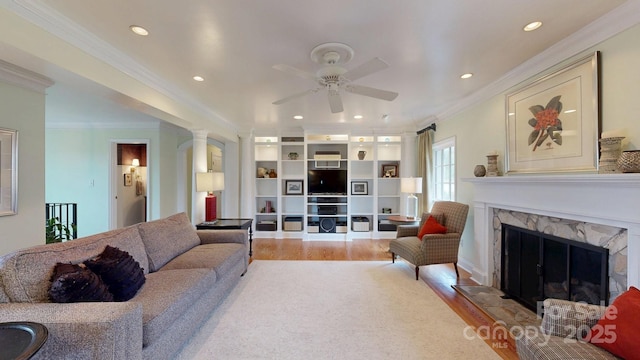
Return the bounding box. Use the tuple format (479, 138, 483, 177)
(401, 177, 423, 194)
(196, 172, 225, 192)
(131, 158, 140, 167)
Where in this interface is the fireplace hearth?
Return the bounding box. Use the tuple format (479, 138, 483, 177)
(501, 224, 609, 310)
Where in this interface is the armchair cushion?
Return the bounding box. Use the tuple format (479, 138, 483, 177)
(417, 215, 447, 238)
(589, 286, 640, 359)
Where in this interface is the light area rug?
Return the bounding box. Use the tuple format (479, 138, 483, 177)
(176, 261, 501, 360)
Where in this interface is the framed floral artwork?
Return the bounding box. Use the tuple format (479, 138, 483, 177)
(0, 128, 18, 216)
(505, 52, 600, 174)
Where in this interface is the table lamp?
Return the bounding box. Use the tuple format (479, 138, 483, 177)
(196, 171, 225, 221)
(401, 177, 423, 220)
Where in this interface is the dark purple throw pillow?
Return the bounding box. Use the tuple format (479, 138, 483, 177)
(49, 263, 114, 303)
(84, 245, 146, 301)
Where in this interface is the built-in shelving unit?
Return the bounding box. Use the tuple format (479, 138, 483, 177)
(253, 133, 403, 240)
(254, 137, 279, 232)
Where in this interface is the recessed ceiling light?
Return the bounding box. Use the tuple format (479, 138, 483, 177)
(129, 25, 149, 36)
(293, 115, 303, 120)
(523, 21, 542, 32)
(193, 76, 204, 82)
(354, 115, 363, 119)
(460, 73, 473, 79)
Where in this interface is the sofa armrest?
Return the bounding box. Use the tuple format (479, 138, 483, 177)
(541, 298, 607, 339)
(0, 302, 143, 360)
(197, 229, 248, 246)
(396, 225, 419, 238)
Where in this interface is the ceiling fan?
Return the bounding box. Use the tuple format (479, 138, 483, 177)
(272, 42, 398, 114)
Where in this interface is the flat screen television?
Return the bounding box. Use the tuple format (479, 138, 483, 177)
(308, 170, 347, 195)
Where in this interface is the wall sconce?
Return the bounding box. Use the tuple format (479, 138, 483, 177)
(130, 158, 140, 175)
(196, 171, 225, 222)
(401, 177, 423, 220)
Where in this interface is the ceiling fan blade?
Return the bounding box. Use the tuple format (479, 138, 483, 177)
(342, 57, 389, 81)
(272, 88, 317, 105)
(345, 84, 398, 101)
(327, 88, 344, 113)
(272, 64, 317, 81)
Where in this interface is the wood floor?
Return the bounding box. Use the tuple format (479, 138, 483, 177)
(251, 238, 519, 360)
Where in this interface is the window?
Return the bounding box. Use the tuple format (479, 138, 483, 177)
(432, 137, 456, 205)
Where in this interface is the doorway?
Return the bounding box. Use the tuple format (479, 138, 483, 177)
(177, 139, 224, 221)
(110, 140, 149, 229)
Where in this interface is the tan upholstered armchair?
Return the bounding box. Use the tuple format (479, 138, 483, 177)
(389, 201, 469, 280)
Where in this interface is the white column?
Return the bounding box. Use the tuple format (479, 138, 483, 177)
(191, 129, 209, 224)
(223, 140, 240, 217)
(239, 131, 254, 219)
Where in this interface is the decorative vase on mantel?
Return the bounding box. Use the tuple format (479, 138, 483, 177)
(473, 165, 486, 177)
(486, 154, 499, 177)
(598, 137, 624, 173)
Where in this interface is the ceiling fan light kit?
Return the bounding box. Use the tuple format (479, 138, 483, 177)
(272, 42, 398, 113)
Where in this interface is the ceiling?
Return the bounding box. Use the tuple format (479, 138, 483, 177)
(0, 0, 633, 138)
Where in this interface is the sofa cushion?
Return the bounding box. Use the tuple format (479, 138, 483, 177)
(85, 246, 146, 301)
(137, 213, 201, 272)
(48, 263, 113, 303)
(0, 226, 147, 303)
(0, 275, 10, 303)
(589, 286, 640, 359)
(132, 268, 217, 347)
(159, 243, 246, 277)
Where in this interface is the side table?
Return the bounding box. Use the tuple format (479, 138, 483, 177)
(196, 218, 254, 256)
(387, 215, 421, 226)
(0, 322, 48, 360)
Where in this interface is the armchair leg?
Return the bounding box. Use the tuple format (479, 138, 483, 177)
(415, 266, 419, 280)
(454, 263, 460, 278)
(391, 252, 395, 263)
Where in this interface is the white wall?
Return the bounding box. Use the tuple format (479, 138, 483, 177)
(0, 80, 46, 255)
(435, 22, 640, 272)
(45, 125, 182, 237)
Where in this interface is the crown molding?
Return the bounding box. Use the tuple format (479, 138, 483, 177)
(45, 121, 160, 130)
(0, 59, 53, 92)
(436, 0, 640, 122)
(8, 0, 236, 130)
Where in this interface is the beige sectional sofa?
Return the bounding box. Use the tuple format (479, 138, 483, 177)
(0, 212, 249, 359)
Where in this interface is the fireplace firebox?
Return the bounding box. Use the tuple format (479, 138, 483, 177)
(501, 224, 609, 311)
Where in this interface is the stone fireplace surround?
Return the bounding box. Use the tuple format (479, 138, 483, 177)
(465, 174, 640, 299)
(494, 209, 626, 302)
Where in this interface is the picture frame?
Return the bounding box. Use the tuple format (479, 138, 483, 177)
(124, 173, 133, 186)
(505, 52, 600, 174)
(285, 180, 303, 195)
(381, 164, 398, 178)
(0, 128, 18, 216)
(351, 181, 368, 195)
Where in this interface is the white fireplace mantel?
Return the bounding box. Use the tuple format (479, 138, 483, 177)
(464, 174, 640, 288)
